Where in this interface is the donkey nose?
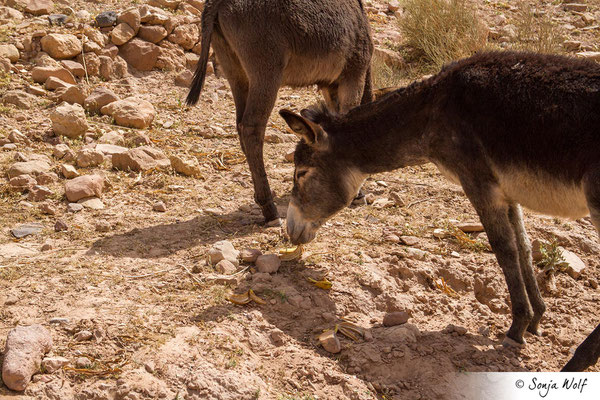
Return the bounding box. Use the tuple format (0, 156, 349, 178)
(286, 202, 315, 244)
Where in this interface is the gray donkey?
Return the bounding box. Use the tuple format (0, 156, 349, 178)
(186, 0, 373, 224)
(280, 51, 600, 371)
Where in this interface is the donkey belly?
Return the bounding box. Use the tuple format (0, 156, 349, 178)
(282, 52, 346, 87)
(496, 169, 589, 219)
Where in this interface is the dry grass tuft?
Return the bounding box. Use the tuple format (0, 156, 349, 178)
(399, 0, 488, 70)
(511, 3, 563, 54)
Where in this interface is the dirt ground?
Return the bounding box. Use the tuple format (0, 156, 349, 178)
(1, 0, 600, 399)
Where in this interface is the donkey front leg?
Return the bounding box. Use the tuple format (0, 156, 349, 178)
(462, 181, 533, 345)
(508, 203, 546, 336)
(562, 323, 600, 371)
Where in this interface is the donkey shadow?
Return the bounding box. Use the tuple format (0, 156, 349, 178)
(86, 197, 289, 259)
(193, 262, 531, 399)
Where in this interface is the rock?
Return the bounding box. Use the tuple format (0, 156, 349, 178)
(95, 143, 127, 156)
(73, 330, 92, 341)
(561, 248, 586, 279)
(95, 220, 111, 232)
(563, 40, 582, 51)
(153, 201, 166, 212)
(101, 96, 155, 129)
(0, 6, 24, 24)
(39, 202, 56, 215)
(137, 25, 168, 44)
(167, 24, 199, 50)
(41, 241, 53, 251)
(577, 51, 600, 61)
(54, 219, 68, 231)
(76, 148, 104, 168)
(383, 311, 410, 327)
(60, 164, 78, 178)
(3, 90, 36, 109)
(45, 76, 71, 91)
(284, 151, 294, 163)
(1, 325, 52, 391)
(36, 172, 57, 185)
(95, 11, 117, 27)
(255, 254, 281, 274)
(111, 22, 135, 46)
(47, 13, 67, 26)
(241, 248, 262, 263)
(318, 330, 341, 354)
(148, 0, 181, 10)
(564, 3, 587, 12)
(41, 356, 69, 374)
(67, 203, 83, 212)
(55, 84, 86, 105)
(373, 47, 404, 69)
(98, 131, 124, 145)
(79, 197, 104, 209)
(84, 87, 119, 113)
(7, 160, 51, 179)
(10, 223, 44, 238)
(388, 0, 400, 13)
(174, 69, 193, 87)
(207, 240, 240, 267)
(27, 185, 53, 201)
(40, 34, 82, 59)
(215, 260, 237, 274)
(50, 102, 88, 138)
(185, 52, 200, 69)
(399, 235, 419, 246)
(372, 197, 394, 209)
(170, 154, 201, 176)
(404, 247, 428, 261)
(139, 5, 170, 25)
(433, 228, 448, 239)
(64, 174, 104, 202)
(444, 324, 468, 335)
(8, 130, 28, 144)
(112, 146, 170, 171)
(31, 66, 76, 85)
(24, 0, 54, 16)
(76, 52, 100, 76)
(384, 233, 400, 243)
(0, 56, 12, 73)
(119, 38, 159, 71)
(9, 174, 36, 191)
(74, 357, 90, 368)
(117, 8, 140, 33)
(98, 55, 114, 80)
(0, 44, 19, 62)
(457, 222, 484, 233)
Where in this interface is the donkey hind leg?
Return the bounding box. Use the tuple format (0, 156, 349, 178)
(238, 77, 282, 223)
(562, 323, 600, 371)
(320, 85, 340, 114)
(461, 181, 533, 345)
(335, 69, 366, 114)
(508, 203, 546, 336)
(211, 33, 249, 153)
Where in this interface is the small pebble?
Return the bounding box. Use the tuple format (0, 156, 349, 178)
(318, 330, 341, 353)
(73, 330, 93, 342)
(54, 220, 68, 232)
(383, 311, 410, 327)
(153, 201, 166, 212)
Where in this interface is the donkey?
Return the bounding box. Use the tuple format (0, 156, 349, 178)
(186, 0, 373, 224)
(279, 51, 600, 371)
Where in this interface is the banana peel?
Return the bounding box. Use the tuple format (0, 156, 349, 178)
(335, 322, 364, 342)
(279, 245, 303, 261)
(307, 277, 332, 290)
(228, 289, 266, 305)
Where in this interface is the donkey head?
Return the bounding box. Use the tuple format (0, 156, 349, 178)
(280, 109, 366, 244)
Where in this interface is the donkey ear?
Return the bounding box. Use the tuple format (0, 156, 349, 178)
(279, 109, 327, 147)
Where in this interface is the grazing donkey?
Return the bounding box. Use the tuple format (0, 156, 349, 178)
(186, 0, 373, 224)
(280, 51, 600, 370)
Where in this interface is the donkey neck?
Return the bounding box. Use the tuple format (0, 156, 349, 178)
(329, 81, 435, 174)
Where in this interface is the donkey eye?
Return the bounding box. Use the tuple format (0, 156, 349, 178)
(296, 170, 308, 179)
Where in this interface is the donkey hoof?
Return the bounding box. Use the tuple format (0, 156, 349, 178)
(502, 336, 526, 348)
(527, 326, 543, 337)
(265, 218, 283, 227)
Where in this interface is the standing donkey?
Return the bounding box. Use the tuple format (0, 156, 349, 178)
(280, 51, 600, 371)
(186, 0, 373, 224)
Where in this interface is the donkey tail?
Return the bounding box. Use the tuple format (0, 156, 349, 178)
(186, 0, 225, 106)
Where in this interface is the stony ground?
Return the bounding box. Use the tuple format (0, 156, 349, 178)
(1, 0, 600, 399)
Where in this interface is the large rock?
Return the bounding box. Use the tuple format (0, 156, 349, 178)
(7, 160, 51, 179)
(137, 25, 167, 44)
(139, 5, 169, 24)
(1, 325, 52, 391)
(40, 34, 82, 59)
(24, 0, 54, 15)
(45, 76, 71, 91)
(76, 53, 100, 76)
(95, 143, 127, 156)
(64, 174, 104, 202)
(95, 11, 117, 27)
(55, 84, 87, 105)
(117, 8, 140, 33)
(110, 22, 135, 46)
(170, 154, 201, 176)
(2, 90, 36, 109)
(255, 254, 281, 274)
(100, 97, 155, 129)
(112, 146, 170, 171)
(60, 60, 85, 78)
(207, 240, 240, 267)
(50, 102, 88, 138)
(167, 24, 199, 50)
(31, 66, 76, 84)
(98, 55, 114, 80)
(118, 38, 159, 71)
(0, 6, 24, 24)
(83, 25, 107, 47)
(373, 47, 405, 69)
(76, 148, 105, 168)
(84, 87, 119, 113)
(147, 0, 181, 10)
(0, 44, 19, 62)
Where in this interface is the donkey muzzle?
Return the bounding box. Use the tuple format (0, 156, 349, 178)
(286, 202, 319, 244)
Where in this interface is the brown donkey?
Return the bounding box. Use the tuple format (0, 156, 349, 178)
(280, 51, 600, 371)
(186, 0, 373, 224)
